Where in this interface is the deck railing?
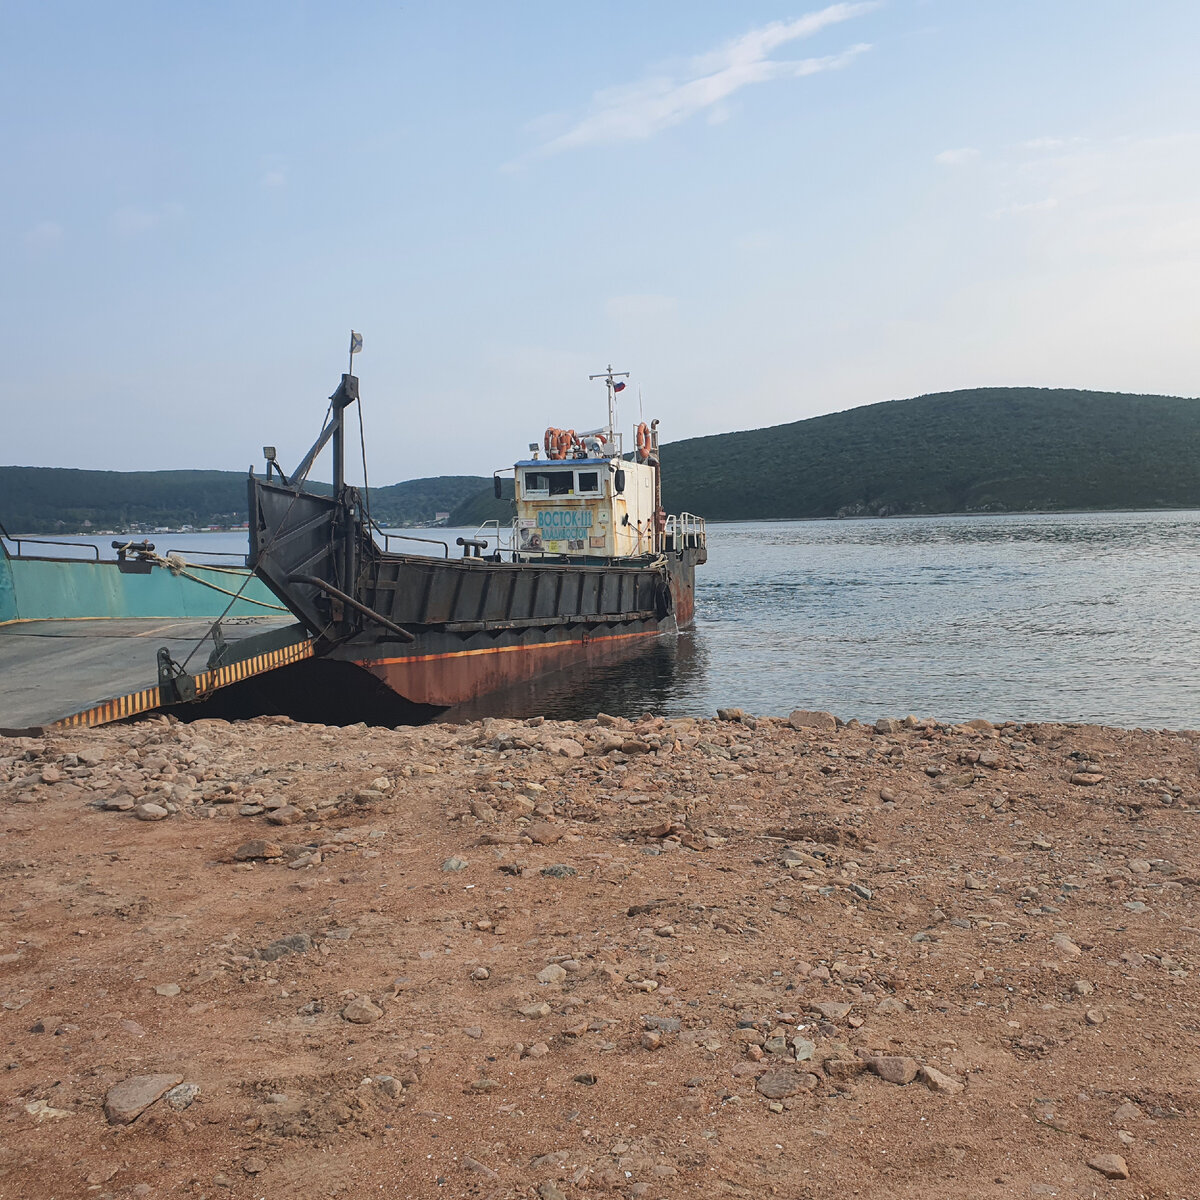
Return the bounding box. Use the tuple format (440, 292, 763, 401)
(663, 512, 706, 551)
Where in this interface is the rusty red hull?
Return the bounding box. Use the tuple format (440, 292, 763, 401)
(348, 620, 664, 707)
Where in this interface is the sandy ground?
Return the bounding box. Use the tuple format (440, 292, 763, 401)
(1, 708, 1198, 1199)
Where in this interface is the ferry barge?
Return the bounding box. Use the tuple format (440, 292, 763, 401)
(247, 363, 706, 707)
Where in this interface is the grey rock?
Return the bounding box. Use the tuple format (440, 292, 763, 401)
(104, 1073, 183, 1124)
(788, 710, 837, 732)
(868, 1056, 919, 1085)
(261, 933, 313, 961)
(342, 997, 383, 1024)
(165, 1082, 200, 1110)
(756, 1067, 818, 1098)
(1086, 1153, 1129, 1180)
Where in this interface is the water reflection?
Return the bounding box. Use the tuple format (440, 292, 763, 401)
(444, 633, 707, 723)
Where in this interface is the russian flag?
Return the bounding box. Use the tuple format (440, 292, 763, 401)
(613, 380, 626, 392)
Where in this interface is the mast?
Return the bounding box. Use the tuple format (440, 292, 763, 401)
(589, 364, 629, 445)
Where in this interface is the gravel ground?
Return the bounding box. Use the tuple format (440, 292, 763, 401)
(1, 709, 1198, 1198)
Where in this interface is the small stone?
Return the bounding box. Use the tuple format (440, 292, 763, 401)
(537, 964, 567, 985)
(849, 882, 873, 900)
(463, 1155, 499, 1179)
(470, 966, 490, 981)
(526, 822, 562, 845)
(165, 1082, 200, 1110)
(341, 997, 383, 1024)
(1052, 934, 1082, 959)
(470, 1078, 501, 1092)
(104, 796, 135, 811)
(641, 1030, 663, 1051)
(1114, 1102, 1140, 1121)
(133, 803, 168, 822)
(1085, 1008, 1105, 1025)
(104, 1074, 183, 1124)
(874, 717, 900, 734)
(963, 873, 986, 891)
(809, 1001, 851, 1021)
(875, 997, 905, 1016)
(463, 1025, 483, 1039)
(524, 1042, 550, 1059)
(756, 1067, 818, 1099)
(442, 856, 468, 872)
(768, 1100, 785, 1113)
(266, 804, 301, 825)
(1086, 1153, 1129, 1180)
(233, 839, 283, 861)
(375, 1075, 402, 1098)
(879, 787, 897, 803)
(918, 1065, 964, 1095)
(519, 1002, 551, 1019)
(540, 864, 576, 878)
(1070, 772, 1106, 786)
(261, 933, 313, 961)
(1071, 979, 1094, 995)
(823, 1058, 868, 1079)
(868, 1056, 919, 1085)
(469, 799, 497, 822)
(788, 710, 837, 732)
(792, 1037, 816, 1062)
(154, 983, 180, 997)
(243, 1157, 268, 1175)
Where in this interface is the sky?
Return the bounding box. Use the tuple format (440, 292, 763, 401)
(3, 0, 1200, 485)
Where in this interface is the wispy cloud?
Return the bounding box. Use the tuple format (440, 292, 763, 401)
(935, 147, 980, 166)
(260, 169, 287, 189)
(22, 220, 63, 250)
(519, 3, 878, 162)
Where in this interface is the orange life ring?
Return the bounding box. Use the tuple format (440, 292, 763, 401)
(636, 422, 651, 460)
(544, 426, 572, 460)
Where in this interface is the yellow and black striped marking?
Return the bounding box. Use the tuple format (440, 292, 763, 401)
(53, 638, 315, 730)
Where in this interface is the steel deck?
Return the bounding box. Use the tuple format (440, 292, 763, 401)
(0, 615, 300, 733)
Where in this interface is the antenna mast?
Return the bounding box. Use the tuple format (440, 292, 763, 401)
(588, 364, 630, 444)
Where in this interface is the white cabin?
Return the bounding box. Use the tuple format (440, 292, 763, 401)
(513, 446, 658, 559)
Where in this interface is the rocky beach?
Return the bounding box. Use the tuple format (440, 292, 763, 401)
(1, 709, 1197, 1197)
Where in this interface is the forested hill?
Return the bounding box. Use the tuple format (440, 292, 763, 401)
(9, 388, 1200, 533)
(0, 468, 490, 534)
(660, 387, 1200, 520)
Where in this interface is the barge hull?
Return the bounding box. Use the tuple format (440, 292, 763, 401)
(349, 615, 667, 707)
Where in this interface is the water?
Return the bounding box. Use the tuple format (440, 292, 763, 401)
(14, 511, 1200, 729)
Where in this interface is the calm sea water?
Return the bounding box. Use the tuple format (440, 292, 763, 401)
(22, 511, 1200, 729)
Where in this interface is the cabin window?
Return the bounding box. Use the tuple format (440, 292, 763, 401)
(575, 471, 602, 496)
(523, 471, 552, 496)
(548, 473, 573, 496)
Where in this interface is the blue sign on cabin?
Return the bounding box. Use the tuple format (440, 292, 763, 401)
(536, 510, 594, 531)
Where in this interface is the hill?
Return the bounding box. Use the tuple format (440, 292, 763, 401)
(447, 478, 515, 528)
(660, 387, 1200, 520)
(0, 468, 490, 534)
